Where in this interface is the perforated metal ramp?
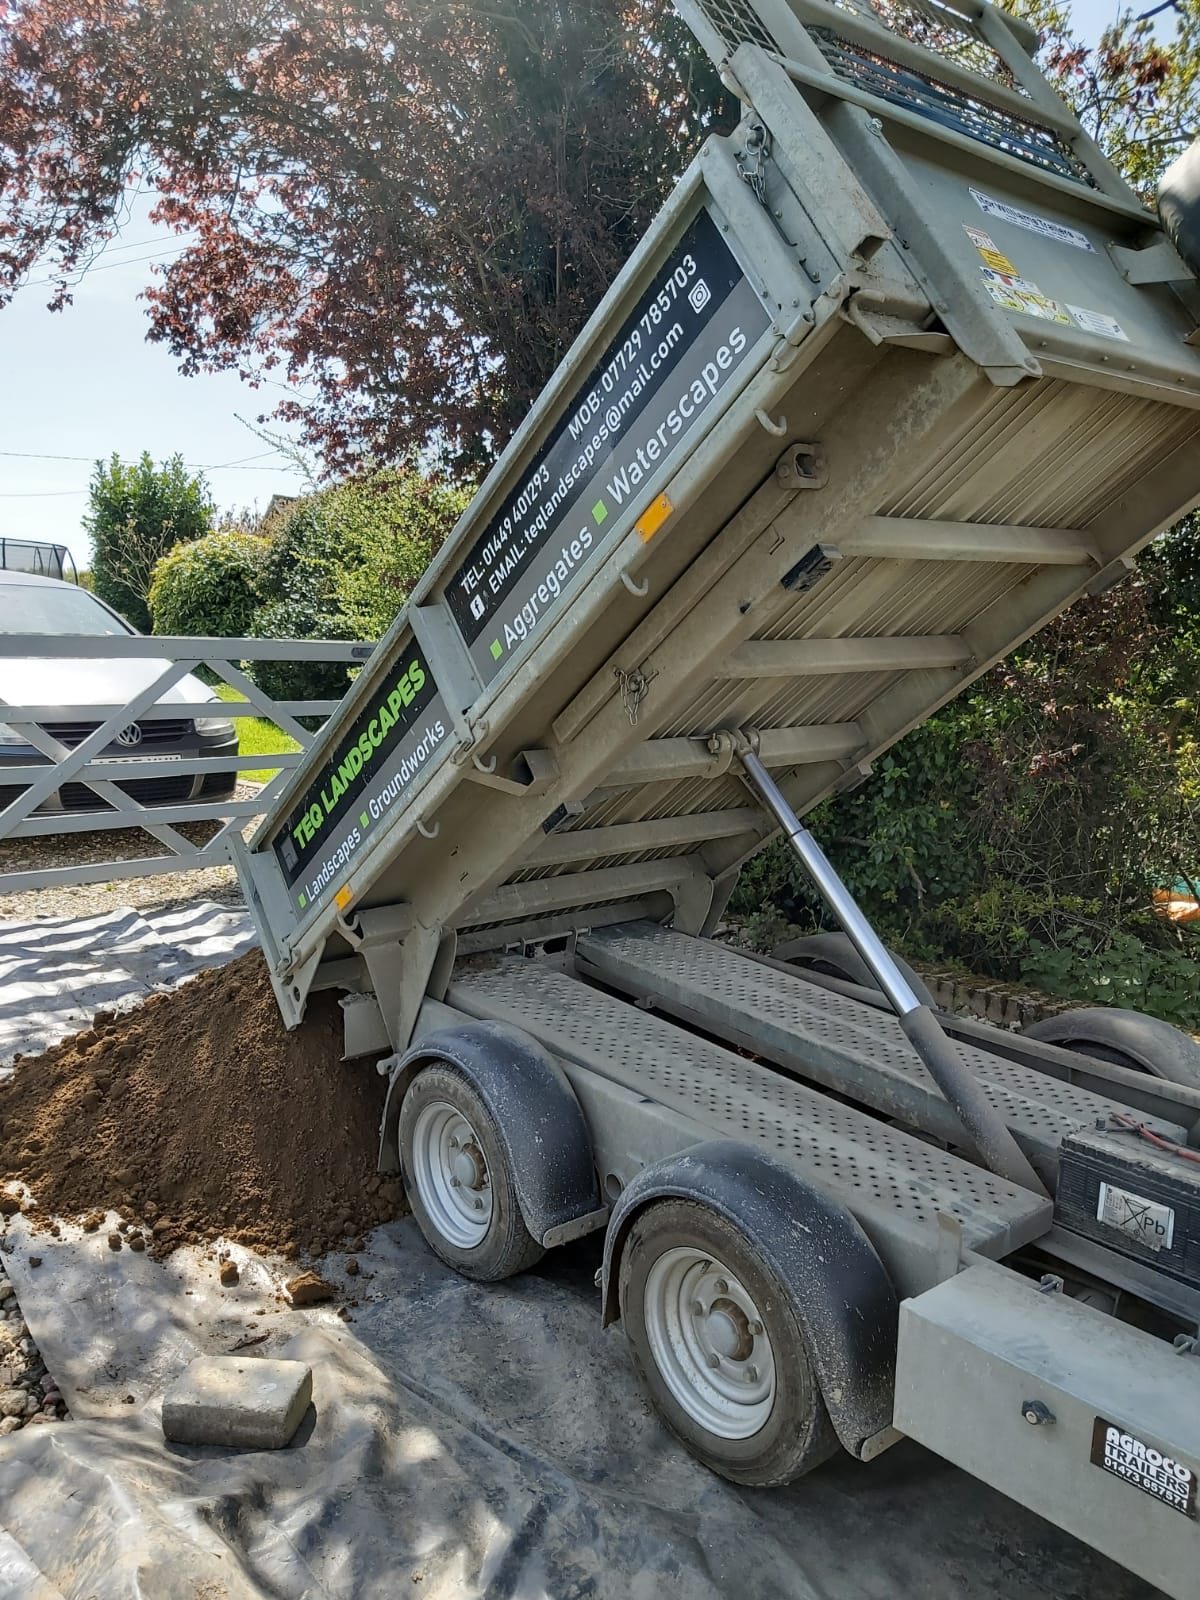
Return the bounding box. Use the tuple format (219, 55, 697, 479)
(575, 923, 1187, 1177)
(448, 958, 1052, 1291)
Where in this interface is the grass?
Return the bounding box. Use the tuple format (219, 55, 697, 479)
(214, 683, 301, 783)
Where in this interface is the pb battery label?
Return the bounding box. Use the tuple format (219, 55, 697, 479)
(272, 641, 449, 914)
(444, 209, 770, 683)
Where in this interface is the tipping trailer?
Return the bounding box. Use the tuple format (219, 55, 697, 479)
(233, 1, 1200, 1587)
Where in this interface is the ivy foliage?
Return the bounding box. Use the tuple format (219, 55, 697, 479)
(250, 470, 471, 705)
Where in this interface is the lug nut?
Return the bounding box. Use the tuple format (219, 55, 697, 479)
(748, 1319, 763, 1336)
(690, 1300, 705, 1317)
(705, 1352, 720, 1369)
(713, 1278, 729, 1295)
(745, 1365, 759, 1384)
(448, 1135, 460, 1150)
(449, 1176, 460, 1188)
(473, 1197, 484, 1211)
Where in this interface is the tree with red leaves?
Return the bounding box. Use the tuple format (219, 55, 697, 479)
(0, 1, 727, 473)
(1017, 0, 1199, 195)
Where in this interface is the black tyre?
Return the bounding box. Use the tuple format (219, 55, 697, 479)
(399, 1061, 545, 1280)
(1022, 1008, 1200, 1091)
(618, 1198, 837, 1486)
(772, 930, 936, 1008)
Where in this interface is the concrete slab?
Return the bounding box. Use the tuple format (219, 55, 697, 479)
(161, 1356, 312, 1449)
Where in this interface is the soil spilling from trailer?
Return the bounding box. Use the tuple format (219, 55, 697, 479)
(0, 951, 404, 1259)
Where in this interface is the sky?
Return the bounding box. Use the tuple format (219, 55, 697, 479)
(0, 191, 312, 574)
(0, 0, 1153, 572)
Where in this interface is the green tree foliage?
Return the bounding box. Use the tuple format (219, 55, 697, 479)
(84, 452, 212, 631)
(0, 2, 729, 474)
(147, 530, 269, 638)
(244, 469, 470, 706)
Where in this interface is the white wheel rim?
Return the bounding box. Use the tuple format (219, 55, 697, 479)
(410, 1099, 493, 1250)
(642, 1247, 776, 1440)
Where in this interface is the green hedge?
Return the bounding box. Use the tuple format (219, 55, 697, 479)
(148, 530, 268, 638)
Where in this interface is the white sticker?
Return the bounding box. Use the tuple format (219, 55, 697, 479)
(1097, 1180, 1174, 1250)
(970, 188, 1095, 252)
(1068, 304, 1130, 341)
(1092, 1419, 1197, 1518)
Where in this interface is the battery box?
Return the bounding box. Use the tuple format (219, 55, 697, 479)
(1055, 1128, 1200, 1291)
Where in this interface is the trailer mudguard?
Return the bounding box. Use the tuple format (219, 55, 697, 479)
(1159, 138, 1200, 282)
(381, 1022, 603, 1246)
(601, 1140, 898, 1457)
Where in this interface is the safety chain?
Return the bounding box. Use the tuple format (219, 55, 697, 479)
(736, 124, 772, 208)
(614, 664, 655, 726)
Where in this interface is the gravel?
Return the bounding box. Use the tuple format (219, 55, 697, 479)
(0, 781, 265, 920)
(0, 1266, 69, 1432)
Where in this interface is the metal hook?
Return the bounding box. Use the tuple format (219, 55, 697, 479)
(755, 407, 787, 437)
(416, 817, 440, 840)
(621, 570, 649, 598)
(472, 752, 497, 774)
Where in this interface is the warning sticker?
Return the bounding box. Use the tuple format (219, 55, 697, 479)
(980, 267, 1070, 323)
(1091, 1419, 1197, 1518)
(1068, 304, 1130, 341)
(970, 188, 1095, 252)
(1097, 1180, 1174, 1249)
(964, 224, 1017, 277)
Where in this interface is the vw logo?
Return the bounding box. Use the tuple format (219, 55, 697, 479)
(115, 723, 144, 748)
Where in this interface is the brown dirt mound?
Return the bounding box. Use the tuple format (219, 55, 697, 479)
(0, 951, 403, 1258)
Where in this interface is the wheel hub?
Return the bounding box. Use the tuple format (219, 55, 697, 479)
(704, 1297, 754, 1361)
(450, 1141, 488, 1190)
(410, 1100, 494, 1250)
(643, 1247, 777, 1439)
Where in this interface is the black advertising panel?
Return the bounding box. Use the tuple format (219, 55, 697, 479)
(272, 642, 449, 913)
(444, 209, 770, 683)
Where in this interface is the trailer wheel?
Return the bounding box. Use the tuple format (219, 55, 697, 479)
(1021, 1008, 1200, 1091)
(772, 931, 936, 1008)
(399, 1062, 545, 1280)
(618, 1198, 836, 1485)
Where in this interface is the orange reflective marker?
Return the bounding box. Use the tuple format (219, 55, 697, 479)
(334, 884, 354, 911)
(635, 492, 673, 543)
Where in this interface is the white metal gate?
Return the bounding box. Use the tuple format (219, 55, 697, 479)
(0, 634, 372, 894)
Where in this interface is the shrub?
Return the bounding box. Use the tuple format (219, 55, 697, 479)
(85, 452, 213, 631)
(244, 468, 470, 707)
(248, 597, 355, 717)
(729, 537, 1200, 1026)
(148, 530, 268, 638)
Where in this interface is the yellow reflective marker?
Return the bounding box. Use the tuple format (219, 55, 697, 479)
(334, 884, 354, 911)
(635, 493, 673, 543)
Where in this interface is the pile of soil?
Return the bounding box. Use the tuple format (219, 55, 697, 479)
(0, 952, 404, 1258)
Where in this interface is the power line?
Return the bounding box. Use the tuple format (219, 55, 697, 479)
(0, 488, 89, 499)
(20, 246, 189, 290)
(0, 449, 295, 472)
